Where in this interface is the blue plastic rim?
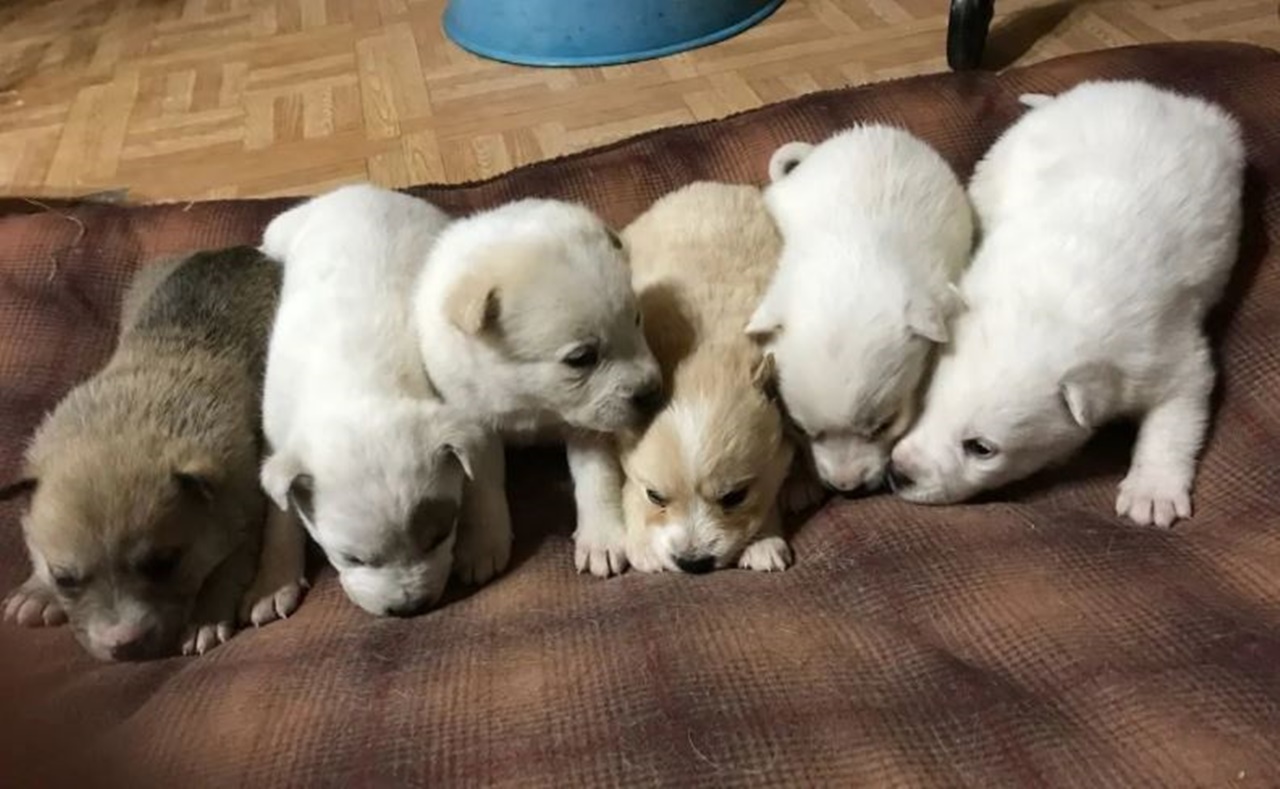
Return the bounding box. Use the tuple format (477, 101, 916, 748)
(443, 0, 785, 68)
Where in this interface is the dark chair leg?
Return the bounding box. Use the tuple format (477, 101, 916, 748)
(946, 0, 995, 71)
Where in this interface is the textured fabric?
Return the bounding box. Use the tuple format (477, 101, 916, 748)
(2, 42, 1280, 787)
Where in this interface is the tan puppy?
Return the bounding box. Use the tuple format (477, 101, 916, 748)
(619, 183, 795, 574)
(1, 247, 281, 660)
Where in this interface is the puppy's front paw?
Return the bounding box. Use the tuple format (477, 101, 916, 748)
(574, 524, 629, 578)
(625, 539, 665, 574)
(181, 619, 236, 656)
(239, 578, 308, 628)
(3, 576, 66, 627)
(738, 536, 794, 572)
(454, 527, 512, 586)
(1116, 469, 1192, 528)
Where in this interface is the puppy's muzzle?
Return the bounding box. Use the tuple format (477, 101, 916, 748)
(629, 382, 664, 418)
(674, 555, 716, 575)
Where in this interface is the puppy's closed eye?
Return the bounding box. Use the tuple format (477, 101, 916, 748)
(868, 413, 897, 440)
(645, 488, 669, 507)
(717, 486, 749, 510)
(962, 438, 999, 459)
(50, 567, 86, 594)
(562, 344, 600, 369)
(136, 548, 183, 582)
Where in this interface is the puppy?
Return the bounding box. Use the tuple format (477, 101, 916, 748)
(261, 184, 496, 618)
(890, 81, 1245, 527)
(748, 126, 973, 495)
(1, 247, 280, 660)
(619, 182, 794, 573)
(414, 199, 663, 577)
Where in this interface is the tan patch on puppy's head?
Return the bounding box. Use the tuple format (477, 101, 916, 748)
(21, 435, 243, 661)
(442, 205, 663, 431)
(622, 350, 792, 573)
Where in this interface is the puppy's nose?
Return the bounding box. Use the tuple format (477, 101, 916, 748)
(675, 555, 716, 575)
(630, 382, 664, 415)
(103, 626, 154, 661)
(885, 462, 914, 492)
(385, 599, 430, 618)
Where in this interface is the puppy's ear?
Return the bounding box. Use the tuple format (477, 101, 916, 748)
(0, 477, 37, 502)
(906, 283, 965, 344)
(442, 443, 475, 481)
(261, 452, 307, 512)
(745, 294, 784, 344)
(752, 353, 780, 403)
(1059, 362, 1122, 430)
(769, 142, 815, 182)
(445, 271, 501, 335)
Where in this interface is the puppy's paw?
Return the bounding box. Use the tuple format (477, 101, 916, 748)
(454, 527, 512, 586)
(626, 540, 665, 574)
(181, 619, 236, 657)
(239, 578, 308, 628)
(574, 525, 629, 578)
(781, 473, 828, 516)
(1116, 469, 1192, 528)
(3, 577, 67, 627)
(738, 536, 794, 572)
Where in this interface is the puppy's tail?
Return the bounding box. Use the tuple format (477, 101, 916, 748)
(768, 142, 816, 183)
(1018, 92, 1054, 109)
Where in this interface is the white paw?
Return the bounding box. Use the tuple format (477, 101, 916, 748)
(181, 620, 235, 656)
(626, 540, 665, 574)
(239, 578, 308, 627)
(2, 577, 67, 627)
(781, 473, 828, 516)
(574, 522, 629, 578)
(738, 536, 794, 572)
(1116, 469, 1192, 528)
(454, 528, 512, 586)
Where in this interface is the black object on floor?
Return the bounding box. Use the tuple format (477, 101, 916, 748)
(948, 0, 995, 70)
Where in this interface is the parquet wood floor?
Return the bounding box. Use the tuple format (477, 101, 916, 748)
(1, 0, 1276, 201)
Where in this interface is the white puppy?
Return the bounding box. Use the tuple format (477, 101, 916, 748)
(620, 182, 794, 574)
(890, 81, 1245, 528)
(748, 125, 973, 494)
(414, 199, 663, 577)
(260, 184, 497, 617)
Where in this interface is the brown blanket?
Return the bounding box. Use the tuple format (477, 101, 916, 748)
(2, 42, 1279, 787)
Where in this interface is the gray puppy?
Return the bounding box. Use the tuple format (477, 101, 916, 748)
(1, 246, 281, 661)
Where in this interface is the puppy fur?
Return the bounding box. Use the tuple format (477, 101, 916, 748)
(1, 247, 280, 661)
(414, 199, 662, 577)
(890, 81, 1245, 528)
(619, 182, 794, 574)
(749, 125, 974, 495)
(261, 184, 499, 617)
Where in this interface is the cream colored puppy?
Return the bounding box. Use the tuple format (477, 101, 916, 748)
(415, 199, 663, 578)
(749, 126, 973, 495)
(261, 184, 499, 618)
(619, 182, 794, 574)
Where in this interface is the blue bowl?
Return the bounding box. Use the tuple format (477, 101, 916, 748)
(443, 0, 784, 67)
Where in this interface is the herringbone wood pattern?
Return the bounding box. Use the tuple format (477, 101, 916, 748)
(1, 0, 1276, 201)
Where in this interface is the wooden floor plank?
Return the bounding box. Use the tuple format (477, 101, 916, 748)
(0, 0, 1274, 200)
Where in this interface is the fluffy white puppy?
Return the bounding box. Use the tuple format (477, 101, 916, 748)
(620, 182, 794, 574)
(415, 199, 663, 578)
(260, 184, 498, 617)
(890, 81, 1245, 527)
(748, 125, 973, 494)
